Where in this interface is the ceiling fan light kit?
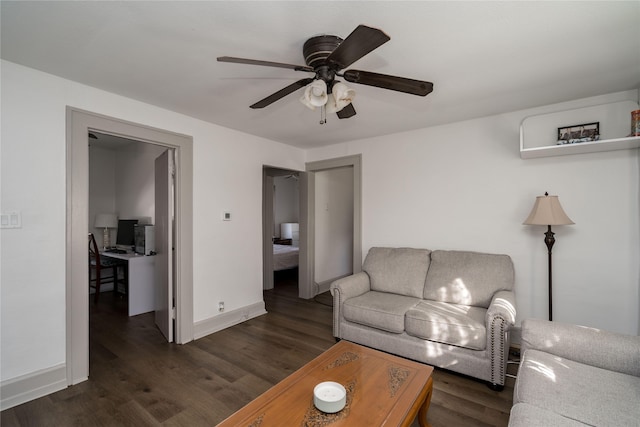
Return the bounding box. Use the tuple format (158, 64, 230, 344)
(300, 79, 329, 109)
(300, 80, 356, 114)
(217, 25, 433, 123)
(326, 82, 356, 113)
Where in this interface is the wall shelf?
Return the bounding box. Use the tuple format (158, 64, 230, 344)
(520, 135, 640, 159)
(520, 99, 640, 159)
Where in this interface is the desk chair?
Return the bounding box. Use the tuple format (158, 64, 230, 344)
(89, 233, 127, 304)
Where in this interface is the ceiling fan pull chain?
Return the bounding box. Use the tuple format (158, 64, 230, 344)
(320, 105, 327, 125)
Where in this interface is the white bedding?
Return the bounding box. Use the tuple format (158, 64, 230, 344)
(273, 244, 299, 271)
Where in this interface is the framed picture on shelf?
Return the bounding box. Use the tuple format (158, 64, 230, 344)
(557, 122, 600, 145)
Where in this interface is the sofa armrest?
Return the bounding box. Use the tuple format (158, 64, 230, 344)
(329, 272, 371, 338)
(330, 272, 371, 299)
(485, 290, 516, 386)
(487, 290, 517, 326)
(521, 318, 640, 377)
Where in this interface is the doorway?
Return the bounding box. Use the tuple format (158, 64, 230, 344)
(313, 166, 355, 290)
(303, 155, 362, 297)
(88, 133, 170, 340)
(261, 155, 362, 301)
(66, 107, 194, 386)
(263, 167, 303, 295)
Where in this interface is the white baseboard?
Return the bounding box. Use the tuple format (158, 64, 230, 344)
(193, 301, 267, 340)
(1, 363, 67, 411)
(315, 273, 350, 295)
(316, 280, 332, 295)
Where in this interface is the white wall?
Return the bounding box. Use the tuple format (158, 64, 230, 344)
(273, 176, 299, 237)
(114, 142, 167, 224)
(89, 141, 166, 246)
(89, 145, 117, 245)
(1, 58, 638, 406)
(307, 90, 640, 336)
(0, 60, 306, 383)
(314, 167, 354, 284)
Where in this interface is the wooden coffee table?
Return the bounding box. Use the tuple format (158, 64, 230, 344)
(217, 340, 434, 426)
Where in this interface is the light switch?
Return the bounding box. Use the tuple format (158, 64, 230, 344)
(1, 211, 22, 229)
(222, 211, 231, 221)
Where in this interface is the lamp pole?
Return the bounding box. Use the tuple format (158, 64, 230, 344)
(543, 225, 556, 321)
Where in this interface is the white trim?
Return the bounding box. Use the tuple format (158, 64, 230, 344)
(0, 364, 67, 411)
(66, 107, 194, 387)
(299, 171, 314, 299)
(316, 273, 351, 294)
(193, 302, 267, 340)
(316, 280, 332, 295)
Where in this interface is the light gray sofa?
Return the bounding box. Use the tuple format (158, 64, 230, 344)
(330, 247, 516, 388)
(509, 318, 640, 426)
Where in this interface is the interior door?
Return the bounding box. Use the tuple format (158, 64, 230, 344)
(263, 173, 275, 290)
(155, 149, 174, 342)
(298, 171, 312, 299)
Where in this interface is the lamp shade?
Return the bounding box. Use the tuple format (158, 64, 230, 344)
(523, 193, 574, 226)
(300, 80, 328, 110)
(94, 213, 118, 228)
(326, 82, 356, 113)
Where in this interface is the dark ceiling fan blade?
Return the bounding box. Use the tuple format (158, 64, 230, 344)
(343, 70, 434, 96)
(217, 56, 314, 72)
(336, 103, 356, 119)
(250, 78, 314, 109)
(326, 25, 390, 70)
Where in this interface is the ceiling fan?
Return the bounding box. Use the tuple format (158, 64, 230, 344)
(217, 25, 434, 121)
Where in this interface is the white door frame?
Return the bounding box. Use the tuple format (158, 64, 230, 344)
(65, 107, 193, 385)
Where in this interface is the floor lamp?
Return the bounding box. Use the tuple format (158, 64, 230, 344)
(523, 192, 574, 321)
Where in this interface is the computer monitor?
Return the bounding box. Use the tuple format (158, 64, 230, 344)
(116, 219, 138, 248)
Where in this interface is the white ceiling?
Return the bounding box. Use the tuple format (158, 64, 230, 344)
(2, 1, 639, 149)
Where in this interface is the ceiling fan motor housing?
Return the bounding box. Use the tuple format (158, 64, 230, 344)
(303, 35, 343, 70)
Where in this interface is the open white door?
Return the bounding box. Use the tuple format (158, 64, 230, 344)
(155, 149, 174, 342)
(262, 173, 275, 291)
(298, 171, 312, 299)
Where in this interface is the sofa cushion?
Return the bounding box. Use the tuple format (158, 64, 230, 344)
(405, 300, 487, 350)
(514, 349, 640, 426)
(424, 250, 514, 307)
(508, 403, 586, 427)
(342, 291, 421, 334)
(363, 247, 431, 298)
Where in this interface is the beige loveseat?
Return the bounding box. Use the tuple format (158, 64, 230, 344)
(330, 247, 517, 389)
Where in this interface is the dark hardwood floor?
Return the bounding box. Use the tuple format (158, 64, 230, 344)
(1, 270, 513, 426)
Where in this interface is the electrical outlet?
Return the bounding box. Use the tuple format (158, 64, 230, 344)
(218, 301, 224, 312)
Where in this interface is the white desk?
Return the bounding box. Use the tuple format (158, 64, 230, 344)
(101, 251, 155, 316)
